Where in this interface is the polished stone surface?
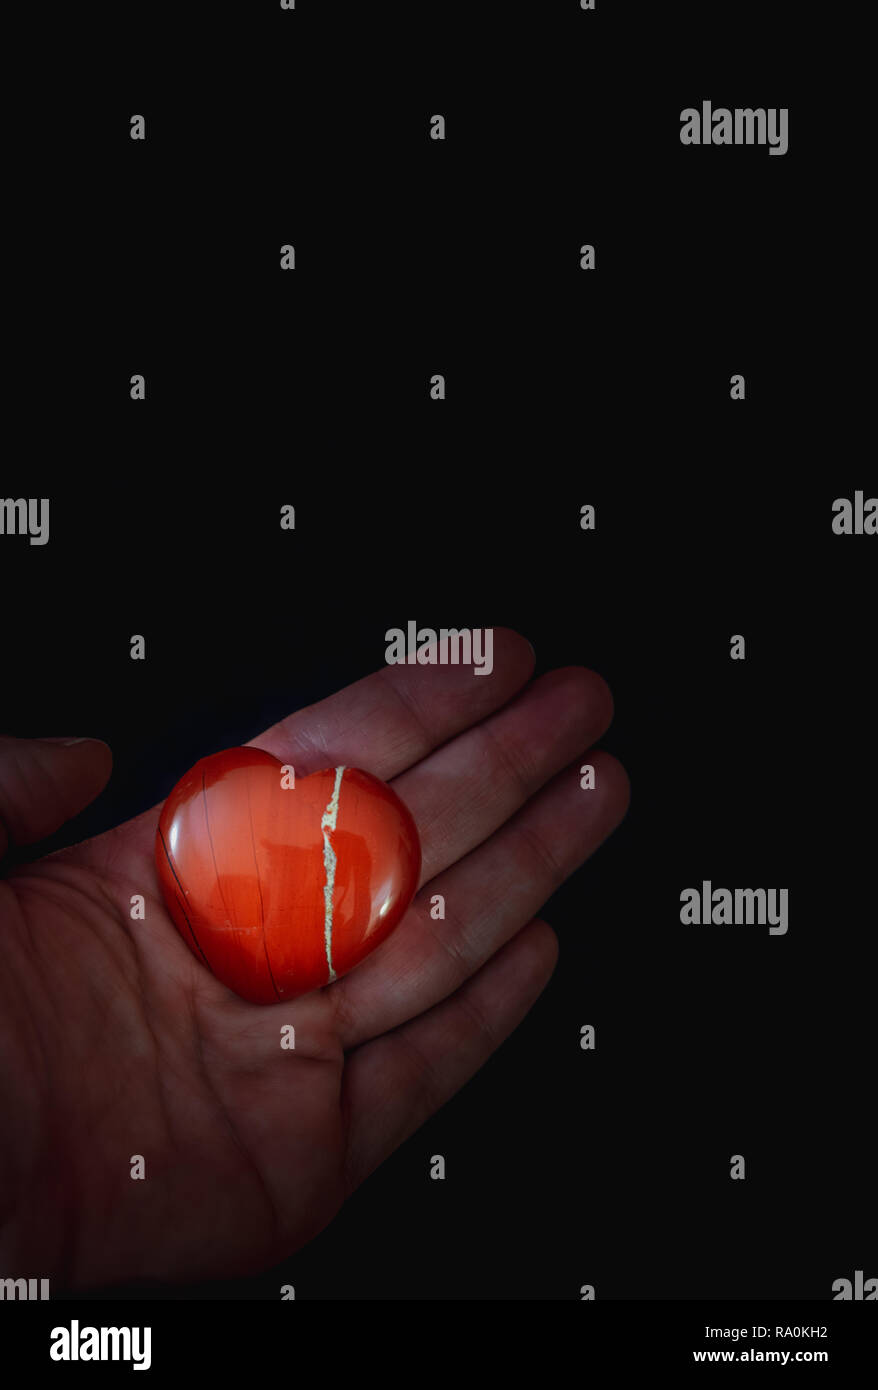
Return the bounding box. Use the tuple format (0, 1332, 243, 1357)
(155, 748, 421, 1004)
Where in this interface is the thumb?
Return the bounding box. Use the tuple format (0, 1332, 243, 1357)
(0, 736, 113, 857)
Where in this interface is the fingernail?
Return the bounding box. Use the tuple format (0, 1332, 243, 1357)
(40, 737, 107, 747)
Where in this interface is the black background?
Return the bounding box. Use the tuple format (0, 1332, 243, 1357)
(3, 0, 874, 1303)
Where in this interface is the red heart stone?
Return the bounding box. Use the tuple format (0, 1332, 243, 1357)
(155, 748, 421, 1004)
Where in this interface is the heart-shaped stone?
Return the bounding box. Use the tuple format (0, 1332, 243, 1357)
(155, 748, 421, 1003)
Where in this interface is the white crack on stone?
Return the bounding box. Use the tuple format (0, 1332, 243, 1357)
(320, 766, 346, 982)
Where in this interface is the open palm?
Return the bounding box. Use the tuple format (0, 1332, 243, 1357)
(0, 630, 628, 1290)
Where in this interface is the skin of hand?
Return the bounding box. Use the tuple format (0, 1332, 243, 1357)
(0, 630, 629, 1290)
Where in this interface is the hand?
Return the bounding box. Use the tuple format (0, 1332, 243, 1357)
(0, 630, 629, 1289)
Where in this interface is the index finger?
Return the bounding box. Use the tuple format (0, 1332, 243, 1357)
(63, 629, 534, 877)
(246, 627, 535, 780)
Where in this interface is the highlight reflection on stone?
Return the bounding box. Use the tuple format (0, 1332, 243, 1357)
(155, 748, 421, 1004)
